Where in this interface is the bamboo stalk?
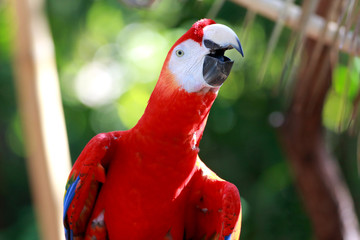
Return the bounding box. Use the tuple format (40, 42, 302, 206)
(12, 0, 71, 239)
(207, 0, 226, 19)
(258, 0, 295, 83)
(231, 0, 360, 55)
(305, 0, 341, 82)
(283, 0, 319, 98)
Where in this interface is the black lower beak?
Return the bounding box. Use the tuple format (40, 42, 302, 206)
(203, 50, 234, 87)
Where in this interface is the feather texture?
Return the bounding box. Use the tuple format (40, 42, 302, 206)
(63, 19, 242, 240)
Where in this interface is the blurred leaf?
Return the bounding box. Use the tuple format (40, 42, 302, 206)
(2, 207, 39, 240)
(6, 114, 25, 157)
(118, 23, 168, 83)
(87, 1, 124, 43)
(120, 0, 156, 8)
(90, 104, 126, 133)
(0, 2, 14, 59)
(209, 100, 236, 134)
(260, 161, 291, 192)
(136, 0, 182, 26)
(219, 72, 245, 101)
(117, 85, 151, 128)
(323, 90, 352, 132)
(333, 63, 360, 100)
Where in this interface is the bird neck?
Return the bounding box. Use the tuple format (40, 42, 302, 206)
(134, 68, 217, 151)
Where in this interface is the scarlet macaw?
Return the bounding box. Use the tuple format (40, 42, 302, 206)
(63, 18, 244, 240)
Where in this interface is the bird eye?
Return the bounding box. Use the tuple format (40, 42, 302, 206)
(176, 49, 184, 57)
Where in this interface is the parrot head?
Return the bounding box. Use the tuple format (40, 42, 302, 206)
(137, 19, 243, 140)
(163, 19, 244, 93)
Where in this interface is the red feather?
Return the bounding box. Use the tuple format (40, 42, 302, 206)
(63, 18, 241, 240)
(168, 19, 216, 54)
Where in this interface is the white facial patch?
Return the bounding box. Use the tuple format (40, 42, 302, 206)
(167, 39, 212, 93)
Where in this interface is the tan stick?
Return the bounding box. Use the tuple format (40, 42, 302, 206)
(12, 0, 72, 239)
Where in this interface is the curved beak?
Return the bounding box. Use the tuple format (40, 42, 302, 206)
(202, 24, 244, 87)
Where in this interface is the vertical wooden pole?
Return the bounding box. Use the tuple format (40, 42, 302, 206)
(12, 0, 72, 239)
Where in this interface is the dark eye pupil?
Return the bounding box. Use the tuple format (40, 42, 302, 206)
(177, 50, 184, 56)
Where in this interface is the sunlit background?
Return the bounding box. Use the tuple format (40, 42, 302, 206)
(1, 0, 359, 239)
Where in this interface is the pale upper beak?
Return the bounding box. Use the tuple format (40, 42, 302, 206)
(202, 23, 244, 57)
(202, 23, 244, 87)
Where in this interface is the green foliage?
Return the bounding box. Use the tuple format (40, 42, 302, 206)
(333, 63, 360, 100)
(0, 207, 38, 240)
(117, 84, 151, 128)
(323, 57, 360, 132)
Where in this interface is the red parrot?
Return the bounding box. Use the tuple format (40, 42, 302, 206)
(63, 18, 244, 240)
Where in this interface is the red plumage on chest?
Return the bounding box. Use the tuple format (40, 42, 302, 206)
(63, 18, 243, 240)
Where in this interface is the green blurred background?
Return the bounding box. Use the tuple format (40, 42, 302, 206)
(0, 0, 359, 239)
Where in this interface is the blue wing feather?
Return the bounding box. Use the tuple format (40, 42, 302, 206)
(224, 234, 232, 240)
(63, 132, 120, 240)
(63, 176, 80, 220)
(63, 176, 80, 240)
